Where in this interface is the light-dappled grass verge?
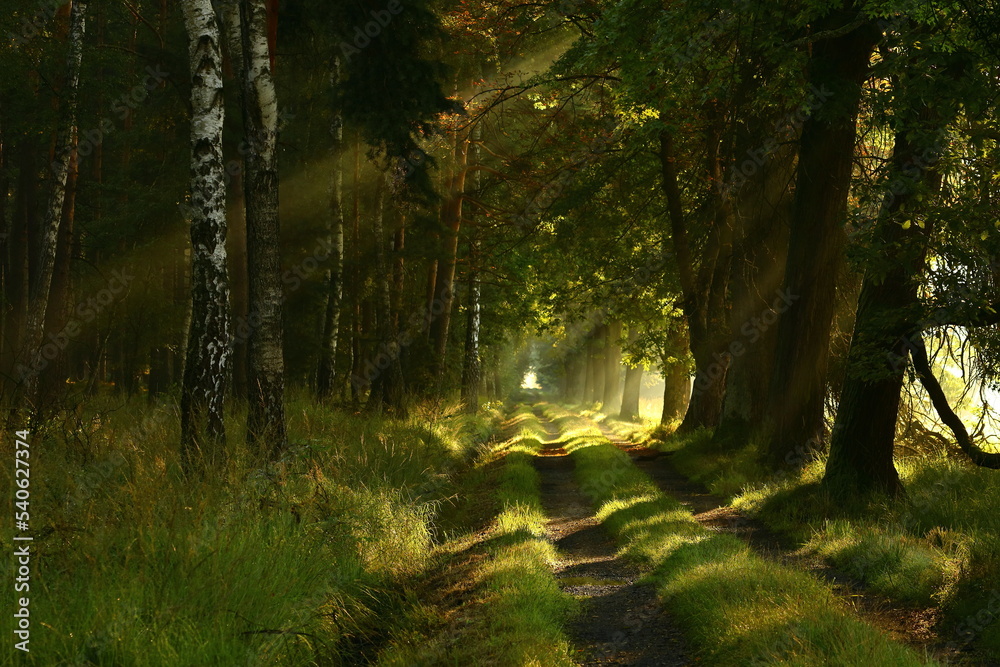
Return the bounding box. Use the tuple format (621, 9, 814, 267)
(563, 424, 935, 666)
(575, 405, 661, 443)
(662, 428, 1000, 658)
(1, 392, 499, 665)
(376, 403, 576, 666)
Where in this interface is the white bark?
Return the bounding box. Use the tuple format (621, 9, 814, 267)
(180, 0, 231, 466)
(318, 56, 345, 398)
(237, 0, 286, 454)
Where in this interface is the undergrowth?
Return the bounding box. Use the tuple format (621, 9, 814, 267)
(1, 391, 498, 665)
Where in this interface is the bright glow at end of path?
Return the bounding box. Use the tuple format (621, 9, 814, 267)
(521, 372, 541, 389)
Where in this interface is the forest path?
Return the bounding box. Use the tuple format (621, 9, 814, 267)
(533, 416, 690, 666)
(593, 422, 970, 666)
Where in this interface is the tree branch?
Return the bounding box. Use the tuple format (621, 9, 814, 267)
(908, 332, 1000, 469)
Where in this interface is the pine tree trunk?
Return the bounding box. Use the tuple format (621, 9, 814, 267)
(317, 56, 345, 400)
(765, 11, 880, 467)
(239, 0, 286, 456)
(180, 0, 231, 468)
(367, 179, 404, 414)
(461, 242, 481, 413)
(2, 142, 36, 392)
(429, 133, 469, 380)
(16, 0, 86, 414)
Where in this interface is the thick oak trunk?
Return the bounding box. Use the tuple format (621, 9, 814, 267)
(765, 12, 880, 466)
(824, 111, 947, 494)
(716, 143, 795, 443)
(658, 122, 733, 434)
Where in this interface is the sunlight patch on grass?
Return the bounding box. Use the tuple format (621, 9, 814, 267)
(654, 424, 1000, 659)
(378, 404, 575, 666)
(559, 422, 934, 666)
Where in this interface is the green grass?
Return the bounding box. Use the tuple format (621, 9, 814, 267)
(2, 391, 499, 665)
(559, 417, 935, 666)
(655, 424, 1000, 658)
(375, 404, 576, 666)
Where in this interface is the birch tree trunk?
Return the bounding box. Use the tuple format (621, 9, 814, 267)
(317, 56, 345, 400)
(180, 0, 231, 468)
(239, 0, 287, 455)
(17, 0, 86, 414)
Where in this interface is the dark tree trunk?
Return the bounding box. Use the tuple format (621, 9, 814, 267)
(659, 321, 690, 426)
(563, 343, 587, 403)
(3, 142, 36, 390)
(16, 1, 86, 415)
(765, 12, 880, 466)
(824, 102, 949, 494)
(349, 141, 363, 404)
(587, 325, 606, 403)
(716, 143, 795, 443)
(429, 132, 469, 381)
(658, 114, 733, 434)
(367, 179, 406, 415)
(0, 115, 8, 391)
